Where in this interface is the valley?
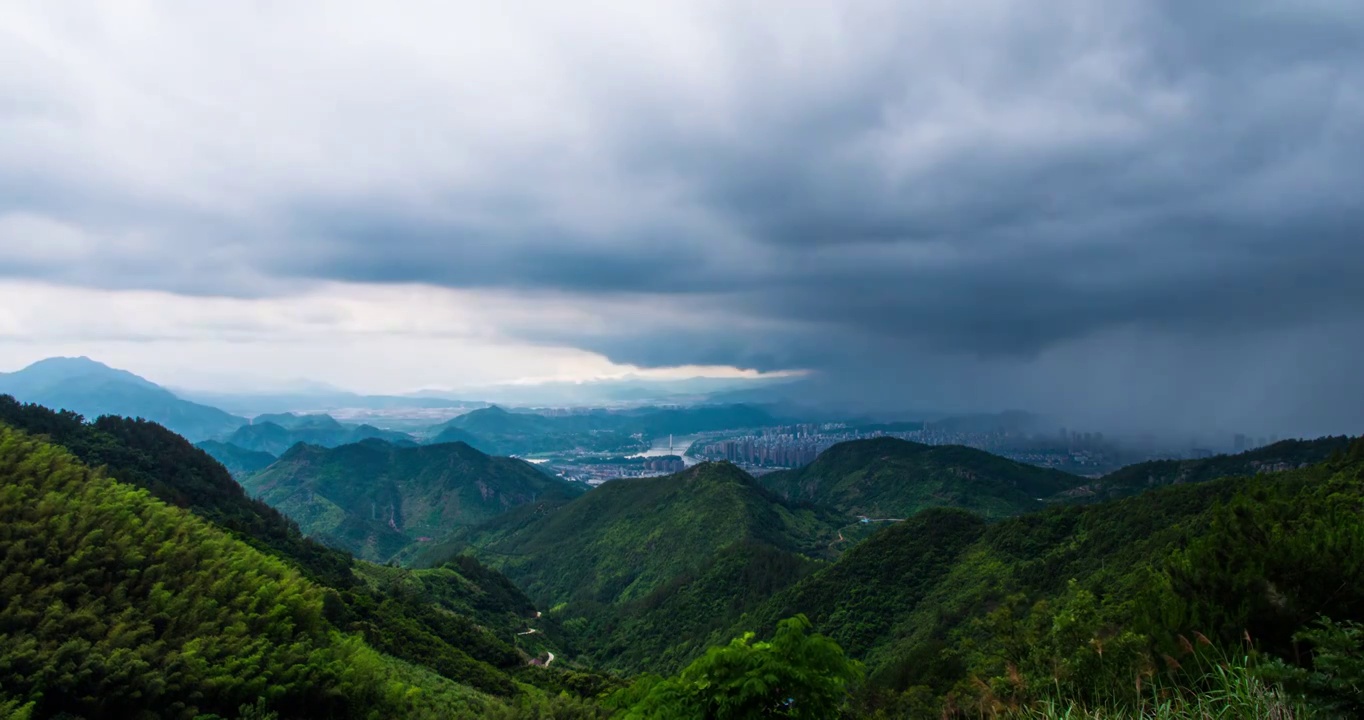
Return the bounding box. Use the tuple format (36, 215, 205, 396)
(2, 364, 1363, 718)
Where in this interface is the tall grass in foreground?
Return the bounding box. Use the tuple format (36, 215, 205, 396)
(1011, 650, 1328, 720)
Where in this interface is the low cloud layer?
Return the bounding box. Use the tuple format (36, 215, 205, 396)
(2, 1, 1362, 435)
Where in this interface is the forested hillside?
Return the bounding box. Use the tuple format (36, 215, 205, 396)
(0, 394, 354, 587)
(242, 439, 586, 562)
(450, 462, 849, 673)
(0, 426, 578, 719)
(758, 436, 1081, 519)
(196, 439, 279, 478)
(721, 439, 1364, 716)
(1059, 435, 1354, 503)
(7, 392, 1363, 718)
(0, 398, 615, 718)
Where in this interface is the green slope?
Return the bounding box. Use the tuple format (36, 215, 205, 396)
(0, 425, 519, 719)
(242, 439, 586, 562)
(428, 424, 494, 452)
(1057, 434, 1354, 503)
(0, 394, 355, 587)
(715, 438, 1364, 716)
(758, 436, 1081, 519)
(196, 439, 278, 478)
(452, 462, 848, 673)
(732, 507, 988, 659)
(0, 397, 609, 713)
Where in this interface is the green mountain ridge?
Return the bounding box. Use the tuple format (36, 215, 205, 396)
(758, 436, 1082, 519)
(196, 439, 279, 478)
(9, 385, 1364, 718)
(1058, 434, 1355, 503)
(460, 462, 840, 605)
(699, 438, 1364, 716)
(0, 393, 355, 587)
(446, 462, 851, 673)
(252, 412, 349, 430)
(0, 425, 530, 719)
(0, 396, 621, 718)
(242, 439, 587, 562)
(225, 419, 419, 455)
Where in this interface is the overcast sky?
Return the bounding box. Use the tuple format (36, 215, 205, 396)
(2, 1, 1362, 435)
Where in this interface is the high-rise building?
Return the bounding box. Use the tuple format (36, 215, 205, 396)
(1234, 434, 1247, 452)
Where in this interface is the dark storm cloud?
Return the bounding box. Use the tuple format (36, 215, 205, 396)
(233, 0, 1364, 370)
(3, 0, 1363, 432)
(277, 204, 724, 295)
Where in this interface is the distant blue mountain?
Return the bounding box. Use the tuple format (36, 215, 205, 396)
(223, 414, 419, 455)
(0, 357, 245, 442)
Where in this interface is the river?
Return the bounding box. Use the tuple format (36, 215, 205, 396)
(632, 434, 703, 466)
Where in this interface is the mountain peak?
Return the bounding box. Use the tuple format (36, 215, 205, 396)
(0, 357, 244, 441)
(760, 437, 1080, 520)
(821, 436, 931, 457)
(3, 356, 161, 393)
(678, 460, 755, 485)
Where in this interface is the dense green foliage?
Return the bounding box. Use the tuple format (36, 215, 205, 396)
(0, 394, 357, 588)
(242, 439, 586, 562)
(735, 508, 988, 660)
(0, 399, 613, 715)
(759, 437, 1081, 520)
(1060, 435, 1354, 503)
(0, 357, 245, 441)
(458, 463, 839, 606)
(1011, 651, 1325, 719)
(196, 439, 279, 478)
(618, 615, 863, 719)
(450, 463, 847, 673)
(0, 425, 476, 719)
(805, 439, 1364, 716)
(8, 384, 1363, 719)
(1255, 618, 1364, 717)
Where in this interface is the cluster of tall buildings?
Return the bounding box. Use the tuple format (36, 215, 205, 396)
(640, 456, 685, 473)
(705, 438, 823, 468)
(692, 423, 1132, 474)
(555, 455, 687, 486)
(694, 425, 917, 469)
